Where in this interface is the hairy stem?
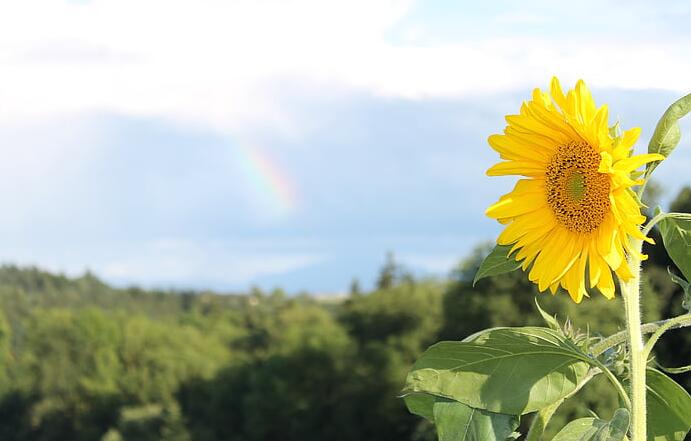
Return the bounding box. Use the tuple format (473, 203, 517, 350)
(590, 315, 691, 357)
(642, 313, 691, 361)
(641, 211, 667, 236)
(641, 211, 691, 237)
(620, 238, 646, 441)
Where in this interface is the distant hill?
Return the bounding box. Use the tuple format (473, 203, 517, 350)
(0, 264, 249, 319)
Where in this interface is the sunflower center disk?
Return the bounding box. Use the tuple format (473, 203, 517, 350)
(546, 142, 610, 233)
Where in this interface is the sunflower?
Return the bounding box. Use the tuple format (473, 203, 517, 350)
(485, 77, 663, 303)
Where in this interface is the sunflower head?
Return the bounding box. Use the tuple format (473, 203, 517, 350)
(485, 77, 663, 303)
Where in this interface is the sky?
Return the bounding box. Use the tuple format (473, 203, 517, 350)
(0, 0, 690, 293)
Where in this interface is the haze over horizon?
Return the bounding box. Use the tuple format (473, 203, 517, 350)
(1, 0, 690, 293)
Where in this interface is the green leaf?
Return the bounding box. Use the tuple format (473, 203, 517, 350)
(658, 216, 691, 281)
(403, 393, 520, 441)
(647, 93, 691, 175)
(403, 392, 436, 422)
(526, 401, 565, 441)
(404, 327, 591, 415)
(473, 245, 522, 286)
(551, 408, 629, 441)
(646, 368, 691, 441)
(534, 298, 561, 332)
(433, 398, 519, 441)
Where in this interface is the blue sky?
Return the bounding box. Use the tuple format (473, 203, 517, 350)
(0, 1, 689, 293)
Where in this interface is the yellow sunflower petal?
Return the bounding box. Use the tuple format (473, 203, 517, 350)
(488, 134, 551, 162)
(486, 161, 546, 177)
(597, 265, 616, 299)
(486, 193, 547, 219)
(612, 127, 641, 159)
(615, 260, 633, 281)
(550, 77, 567, 110)
(613, 153, 665, 172)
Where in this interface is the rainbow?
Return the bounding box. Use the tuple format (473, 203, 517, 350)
(234, 143, 298, 217)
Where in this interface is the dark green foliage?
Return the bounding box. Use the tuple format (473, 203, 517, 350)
(670, 186, 691, 213)
(102, 403, 191, 441)
(0, 190, 688, 441)
(376, 252, 415, 290)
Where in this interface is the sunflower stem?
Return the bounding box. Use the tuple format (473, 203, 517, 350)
(642, 313, 691, 362)
(620, 238, 646, 441)
(642, 211, 691, 236)
(590, 315, 691, 357)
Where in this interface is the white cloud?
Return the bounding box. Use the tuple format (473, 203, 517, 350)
(1, 0, 690, 134)
(0, 0, 412, 133)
